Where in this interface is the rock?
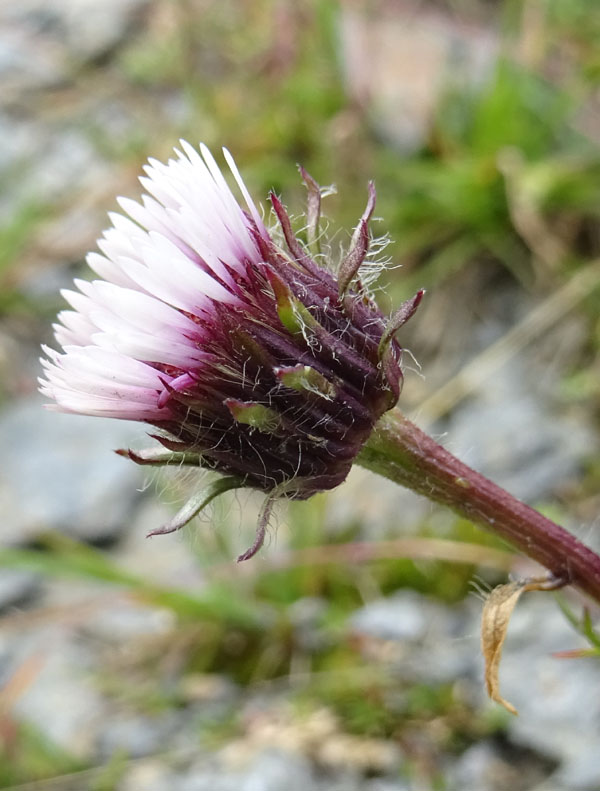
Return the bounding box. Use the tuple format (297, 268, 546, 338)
(0, 116, 109, 239)
(448, 742, 505, 791)
(0, 569, 41, 611)
(96, 710, 181, 761)
(446, 359, 594, 503)
(119, 760, 180, 791)
(3, 625, 108, 759)
(557, 750, 600, 791)
(447, 740, 555, 791)
(229, 750, 316, 791)
(0, 0, 151, 66)
(178, 674, 238, 706)
(119, 750, 381, 791)
(28, 128, 106, 204)
(316, 733, 400, 775)
(339, 3, 498, 151)
(348, 590, 600, 788)
(53, 0, 151, 62)
(0, 394, 149, 544)
(174, 748, 406, 791)
(325, 464, 429, 539)
(0, 113, 39, 173)
(498, 596, 600, 779)
(350, 591, 429, 642)
(180, 750, 322, 791)
(81, 599, 176, 643)
(0, 25, 67, 102)
(116, 498, 210, 589)
(0, 114, 41, 222)
(349, 591, 480, 685)
(287, 597, 329, 652)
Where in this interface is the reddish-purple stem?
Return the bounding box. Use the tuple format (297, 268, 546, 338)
(358, 411, 600, 604)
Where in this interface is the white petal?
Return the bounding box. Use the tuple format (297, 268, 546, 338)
(222, 146, 269, 239)
(41, 142, 273, 423)
(86, 251, 139, 290)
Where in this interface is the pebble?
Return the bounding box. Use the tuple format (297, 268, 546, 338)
(0, 569, 41, 611)
(499, 596, 600, 786)
(181, 750, 358, 791)
(117, 498, 211, 589)
(349, 590, 480, 684)
(96, 710, 181, 761)
(120, 750, 411, 791)
(350, 591, 430, 642)
(0, 395, 149, 545)
(447, 740, 555, 791)
(81, 600, 176, 643)
(339, 4, 498, 151)
(119, 760, 180, 791)
(325, 464, 430, 540)
(346, 586, 600, 791)
(0, 0, 152, 66)
(5, 625, 108, 758)
(363, 782, 411, 791)
(447, 359, 594, 503)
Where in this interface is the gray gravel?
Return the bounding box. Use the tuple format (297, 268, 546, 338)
(0, 568, 41, 611)
(0, 395, 149, 544)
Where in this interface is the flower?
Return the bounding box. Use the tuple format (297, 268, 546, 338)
(40, 142, 422, 556)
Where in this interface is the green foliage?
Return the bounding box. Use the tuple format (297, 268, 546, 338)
(375, 56, 600, 294)
(556, 597, 600, 657)
(0, 721, 83, 787)
(0, 201, 49, 315)
(0, 532, 267, 629)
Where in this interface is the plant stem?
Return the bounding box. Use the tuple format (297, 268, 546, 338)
(357, 410, 600, 604)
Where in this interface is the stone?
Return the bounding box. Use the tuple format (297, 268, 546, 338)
(116, 498, 209, 590)
(557, 750, 600, 791)
(96, 711, 181, 761)
(349, 591, 480, 685)
(0, 0, 151, 65)
(0, 569, 41, 611)
(0, 394, 149, 544)
(0, 26, 67, 102)
(4, 626, 108, 759)
(447, 358, 594, 503)
(325, 464, 429, 540)
(339, 3, 498, 151)
(0, 118, 109, 234)
(491, 596, 600, 780)
(181, 750, 318, 791)
(119, 760, 180, 791)
(350, 591, 429, 642)
(364, 782, 411, 791)
(81, 600, 176, 643)
(447, 740, 555, 791)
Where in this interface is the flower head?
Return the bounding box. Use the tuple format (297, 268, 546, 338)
(40, 142, 422, 555)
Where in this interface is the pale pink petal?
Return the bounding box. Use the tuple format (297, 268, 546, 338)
(222, 146, 269, 240)
(41, 142, 273, 423)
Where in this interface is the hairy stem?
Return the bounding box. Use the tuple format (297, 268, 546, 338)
(358, 410, 600, 604)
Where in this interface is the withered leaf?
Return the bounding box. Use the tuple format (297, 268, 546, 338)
(481, 581, 525, 715)
(481, 576, 559, 715)
(481, 575, 565, 714)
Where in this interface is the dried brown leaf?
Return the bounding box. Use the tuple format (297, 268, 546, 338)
(481, 576, 561, 715)
(481, 581, 525, 715)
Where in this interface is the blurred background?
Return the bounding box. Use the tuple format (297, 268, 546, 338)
(1, 0, 600, 789)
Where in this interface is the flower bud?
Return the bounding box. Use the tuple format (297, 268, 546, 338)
(40, 143, 422, 551)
